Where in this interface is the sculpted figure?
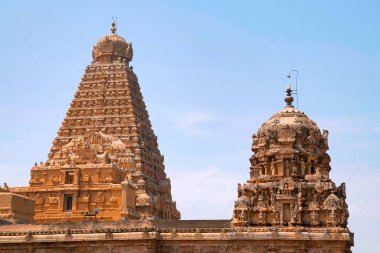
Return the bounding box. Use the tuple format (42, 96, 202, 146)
(96, 151, 109, 164)
(337, 182, 347, 200)
(322, 129, 329, 148)
(48, 193, 59, 204)
(300, 158, 306, 175)
(95, 192, 105, 203)
(270, 188, 276, 207)
(315, 167, 322, 179)
(292, 202, 299, 222)
(252, 134, 258, 145)
(271, 160, 276, 175)
(239, 209, 247, 221)
(81, 193, 89, 203)
(236, 194, 251, 209)
(83, 174, 90, 182)
(274, 206, 280, 224)
(233, 210, 238, 222)
(127, 43, 133, 59)
(297, 192, 302, 210)
(283, 183, 290, 195)
(51, 175, 60, 184)
(341, 208, 349, 226)
(258, 211, 265, 223)
(310, 210, 319, 226)
(291, 162, 298, 176)
(329, 209, 338, 226)
(35, 194, 44, 205)
(237, 183, 242, 197)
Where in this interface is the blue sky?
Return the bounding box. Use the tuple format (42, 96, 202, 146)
(0, 1, 379, 251)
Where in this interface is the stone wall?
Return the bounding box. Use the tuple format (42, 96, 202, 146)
(0, 221, 353, 253)
(0, 192, 34, 223)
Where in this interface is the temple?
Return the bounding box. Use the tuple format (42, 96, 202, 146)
(10, 21, 180, 222)
(0, 22, 353, 253)
(232, 85, 349, 229)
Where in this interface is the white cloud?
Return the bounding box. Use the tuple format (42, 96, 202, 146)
(175, 111, 215, 136)
(170, 166, 246, 219)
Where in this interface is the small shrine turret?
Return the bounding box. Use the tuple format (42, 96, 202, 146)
(232, 85, 349, 228)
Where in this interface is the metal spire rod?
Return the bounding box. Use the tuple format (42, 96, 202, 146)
(286, 70, 299, 109)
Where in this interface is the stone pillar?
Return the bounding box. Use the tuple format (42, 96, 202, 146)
(74, 170, 79, 185)
(121, 180, 128, 216)
(73, 192, 78, 211)
(43, 172, 47, 185)
(277, 160, 283, 176)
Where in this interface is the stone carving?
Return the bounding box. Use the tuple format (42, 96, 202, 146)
(232, 86, 349, 228)
(35, 194, 44, 205)
(95, 192, 105, 203)
(239, 209, 248, 222)
(254, 192, 268, 211)
(324, 193, 341, 210)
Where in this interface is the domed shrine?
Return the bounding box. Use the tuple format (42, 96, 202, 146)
(10, 22, 180, 222)
(92, 21, 133, 64)
(232, 85, 349, 229)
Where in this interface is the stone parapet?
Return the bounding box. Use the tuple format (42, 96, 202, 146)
(0, 221, 353, 253)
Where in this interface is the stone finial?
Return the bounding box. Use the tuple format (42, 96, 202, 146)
(111, 20, 116, 34)
(284, 84, 294, 107)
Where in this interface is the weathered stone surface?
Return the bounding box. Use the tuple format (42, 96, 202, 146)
(0, 192, 34, 223)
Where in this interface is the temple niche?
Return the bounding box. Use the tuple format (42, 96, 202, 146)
(232, 85, 349, 229)
(10, 21, 180, 223)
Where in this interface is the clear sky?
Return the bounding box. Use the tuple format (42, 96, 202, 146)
(0, 1, 379, 251)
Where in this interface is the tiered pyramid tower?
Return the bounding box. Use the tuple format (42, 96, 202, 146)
(12, 22, 180, 222)
(232, 85, 350, 229)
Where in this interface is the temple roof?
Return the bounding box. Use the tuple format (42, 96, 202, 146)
(258, 85, 319, 136)
(92, 21, 133, 63)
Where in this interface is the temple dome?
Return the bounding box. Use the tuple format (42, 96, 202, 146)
(257, 84, 319, 139)
(92, 21, 133, 63)
(251, 85, 330, 175)
(256, 103, 320, 144)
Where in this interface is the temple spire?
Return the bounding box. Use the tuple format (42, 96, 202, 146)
(284, 84, 294, 107)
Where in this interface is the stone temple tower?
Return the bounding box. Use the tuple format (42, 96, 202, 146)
(232, 85, 353, 251)
(12, 22, 180, 223)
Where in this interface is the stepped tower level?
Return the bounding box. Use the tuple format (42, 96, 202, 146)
(12, 22, 180, 223)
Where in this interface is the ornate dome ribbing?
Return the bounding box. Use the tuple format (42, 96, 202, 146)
(92, 21, 133, 64)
